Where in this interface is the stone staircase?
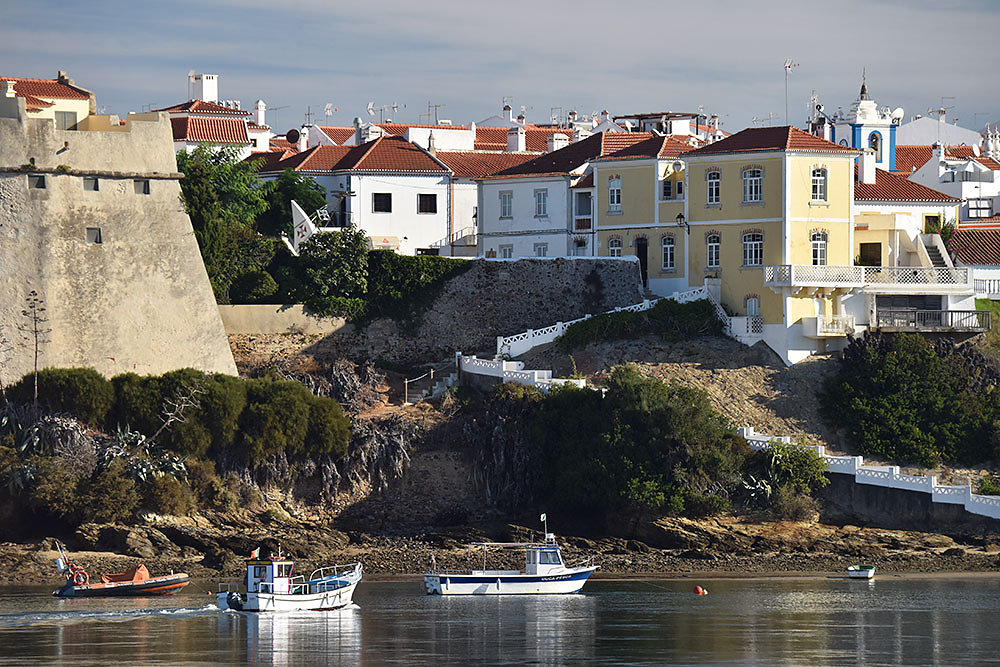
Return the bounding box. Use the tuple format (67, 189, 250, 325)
(925, 244, 948, 268)
(403, 361, 458, 404)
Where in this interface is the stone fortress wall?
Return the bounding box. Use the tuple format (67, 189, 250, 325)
(0, 96, 236, 382)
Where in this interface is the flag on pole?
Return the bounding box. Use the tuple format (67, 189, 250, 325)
(250, 547, 260, 559)
(540, 513, 546, 522)
(290, 199, 318, 253)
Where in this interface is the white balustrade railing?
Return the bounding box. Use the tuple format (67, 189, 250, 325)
(863, 265, 970, 286)
(764, 265, 971, 288)
(975, 278, 1000, 295)
(458, 353, 585, 393)
(738, 426, 1000, 521)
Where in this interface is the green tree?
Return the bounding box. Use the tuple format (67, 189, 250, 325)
(298, 227, 370, 316)
(10, 368, 114, 428)
(257, 169, 327, 237)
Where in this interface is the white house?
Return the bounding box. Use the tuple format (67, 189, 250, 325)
(907, 141, 1000, 226)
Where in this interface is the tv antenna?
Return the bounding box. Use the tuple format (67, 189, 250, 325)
(371, 102, 404, 123)
(324, 103, 337, 123)
(783, 59, 799, 125)
(423, 101, 446, 124)
(550, 106, 563, 124)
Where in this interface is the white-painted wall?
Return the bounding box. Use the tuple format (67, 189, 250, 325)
(478, 176, 572, 257)
(896, 117, 983, 147)
(343, 173, 451, 255)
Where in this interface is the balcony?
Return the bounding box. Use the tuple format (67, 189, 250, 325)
(764, 265, 972, 294)
(873, 310, 990, 333)
(803, 314, 856, 338)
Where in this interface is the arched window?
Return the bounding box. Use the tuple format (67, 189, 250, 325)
(742, 168, 762, 203)
(869, 133, 881, 162)
(707, 171, 721, 205)
(811, 168, 827, 201)
(811, 231, 828, 266)
(706, 234, 721, 268)
(661, 235, 675, 270)
(608, 237, 623, 257)
(742, 232, 763, 266)
(745, 296, 760, 317)
(608, 176, 622, 212)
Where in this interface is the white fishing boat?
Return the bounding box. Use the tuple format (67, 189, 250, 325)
(424, 527, 597, 596)
(217, 549, 361, 612)
(847, 564, 876, 579)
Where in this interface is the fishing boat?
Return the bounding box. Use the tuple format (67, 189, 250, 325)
(424, 530, 597, 596)
(847, 564, 876, 579)
(52, 543, 189, 598)
(216, 548, 362, 612)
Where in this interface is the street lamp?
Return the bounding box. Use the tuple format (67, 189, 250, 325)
(675, 212, 689, 233)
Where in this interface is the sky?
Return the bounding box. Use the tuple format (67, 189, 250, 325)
(3, 0, 1000, 134)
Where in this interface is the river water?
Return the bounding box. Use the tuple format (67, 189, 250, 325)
(0, 577, 997, 665)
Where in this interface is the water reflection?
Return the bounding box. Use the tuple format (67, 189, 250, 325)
(242, 606, 362, 665)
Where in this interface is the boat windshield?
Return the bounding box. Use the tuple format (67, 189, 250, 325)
(539, 549, 561, 565)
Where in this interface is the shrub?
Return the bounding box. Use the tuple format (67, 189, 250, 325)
(110, 373, 162, 434)
(241, 378, 312, 460)
(230, 270, 279, 304)
(304, 394, 351, 458)
(146, 475, 194, 515)
(770, 484, 819, 521)
(81, 459, 139, 523)
(28, 456, 83, 523)
(762, 440, 830, 495)
(557, 298, 723, 352)
(199, 374, 248, 452)
(682, 490, 731, 518)
(156, 369, 212, 457)
(979, 476, 1000, 496)
(10, 368, 114, 428)
(364, 250, 472, 320)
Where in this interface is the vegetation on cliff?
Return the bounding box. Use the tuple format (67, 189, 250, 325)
(556, 298, 723, 352)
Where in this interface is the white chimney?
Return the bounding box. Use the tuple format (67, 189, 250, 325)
(547, 132, 569, 152)
(298, 127, 308, 152)
(937, 107, 947, 122)
(354, 117, 363, 145)
(427, 130, 436, 156)
(254, 100, 266, 127)
(192, 74, 218, 103)
(516, 112, 526, 124)
(859, 148, 876, 184)
(503, 104, 513, 122)
(507, 126, 526, 152)
(4, 80, 15, 98)
(600, 110, 610, 123)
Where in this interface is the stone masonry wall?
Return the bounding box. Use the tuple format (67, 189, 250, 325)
(0, 98, 236, 382)
(307, 257, 644, 364)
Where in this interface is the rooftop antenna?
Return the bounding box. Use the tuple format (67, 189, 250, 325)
(783, 59, 799, 125)
(550, 106, 563, 124)
(324, 103, 336, 124)
(427, 101, 446, 124)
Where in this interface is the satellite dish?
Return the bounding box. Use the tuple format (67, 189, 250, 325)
(286, 128, 300, 144)
(324, 103, 333, 116)
(367, 101, 376, 117)
(891, 107, 905, 121)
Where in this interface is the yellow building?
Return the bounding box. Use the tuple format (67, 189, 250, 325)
(0, 71, 94, 129)
(590, 135, 695, 294)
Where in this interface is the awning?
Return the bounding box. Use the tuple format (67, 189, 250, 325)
(367, 236, 400, 250)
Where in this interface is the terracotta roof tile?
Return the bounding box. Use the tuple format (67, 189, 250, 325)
(854, 167, 960, 202)
(153, 99, 251, 116)
(259, 136, 446, 174)
(685, 126, 858, 156)
(268, 137, 298, 152)
(0, 76, 90, 100)
(473, 126, 569, 152)
(170, 117, 250, 144)
(893, 145, 989, 173)
(317, 126, 356, 145)
(572, 172, 594, 188)
(954, 228, 1000, 265)
(246, 150, 296, 171)
(21, 93, 55, 111)
(592, 135, 694, 162)
(485, 132, 653, 178)
(434, 151, 536, 178)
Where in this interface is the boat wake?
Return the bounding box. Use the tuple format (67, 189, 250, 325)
(0, 603, 221, 628)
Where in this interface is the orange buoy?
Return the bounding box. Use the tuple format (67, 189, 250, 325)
(693, 585, 704, 595)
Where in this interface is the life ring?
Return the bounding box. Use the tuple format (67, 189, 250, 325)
(72, 569, 89, 586)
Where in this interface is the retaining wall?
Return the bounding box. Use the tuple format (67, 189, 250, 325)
(218, 305, 351, 335)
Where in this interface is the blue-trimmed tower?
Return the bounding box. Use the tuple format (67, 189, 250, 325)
(833, 73, 898, 171)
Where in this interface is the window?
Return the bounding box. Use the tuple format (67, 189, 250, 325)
(83, 177, 99, 192)
(372, 193, 392, 213)
(746, 296, 760, 317)
(499, 191, 513, 218)
(662, 179, 672, 200)
(811, 168, 827, 201)
(28, 175, 45, 189)
(55, 111, 77, 130)
(706, 234, 721, 269)
(86, 227, 102, 244)
(969, 199, 993, 219)
(534, 189, 548, 217)
(811, 232, 828, 266)
(418, 193, 437, 214)
(676, 181, 683, 198)
(534, 243, 548, 257)
(742, 168, 762, 203)
(416, 247, 440, 256)
(608, 176, 621, 212)
(869, 133, 881, 162)
(742, 232, 763, 266)
(133, 179, 150, 195)
(608, 238, 623, 257)
(707, 171, 720, 205)
(276, 564, 292, 577)
(661, 235, 675, 270)
(539, 551, 561, 565)
(499, 244, 513, 258)
(575, 191, 592, 216)
(859, 242, 881, 266)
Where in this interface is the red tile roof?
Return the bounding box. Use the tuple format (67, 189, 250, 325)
(484, 132, 653, 178)
(170, 117, 250, 144)
(246, 150, 297, 171)
(954, 228, 1000, 265)
(592, 135, 694, 162)
(317, 126, 356, 145)
(893, 145, 987, 173)
(572, 172, 594, 188)
(854, 167, 960, 202)
(434, 151, 536, 178)
(154, 99, 251, 116)
(0, 76, 90, 100)
(259, 135, 447, 174)
(473, 126, 569, 152)
(685, 126, 859, 156)
(22, 93, 55, 111)
(268, 137, 298, 152)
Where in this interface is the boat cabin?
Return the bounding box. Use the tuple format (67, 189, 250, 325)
(246, 558, 295, 595)
(525, 544, 565, 575)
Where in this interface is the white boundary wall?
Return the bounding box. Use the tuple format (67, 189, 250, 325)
(457, 353, 586, 392)
(740, 427, 1000, 521)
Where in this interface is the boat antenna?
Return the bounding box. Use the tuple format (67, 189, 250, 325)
(540, 512, 548, 539)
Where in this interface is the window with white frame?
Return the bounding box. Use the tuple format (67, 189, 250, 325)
(499, 191, 513, 218)
(707, 171, 720, 205)
(676, 181, 684, 198)
(811, 168, 827, 201)
(811, 231, 828, 266)
(706, 234, 720, 268)
(745, 296, 760, 317)
(499, 244, 513, 258)
(608, 238, 623, 257)
(661, 235, 675, 270)
(742, 232, 763, 266)
(534, 243, 548, 257)
(969, 198, 993, 219)
(608, 176, 621, 212)
(534, 189, 548, 217)
(742, 168, 762, 203)
(662, 179, 672, 200)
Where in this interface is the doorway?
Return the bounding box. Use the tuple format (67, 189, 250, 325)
(635, 237, 649, 287)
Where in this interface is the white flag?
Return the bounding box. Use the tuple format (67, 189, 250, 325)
(290, 199, 317, 253)
(540, 513, 546, 522)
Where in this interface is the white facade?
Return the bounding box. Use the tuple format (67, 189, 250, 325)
(342, 173, 451, 255)
(908, 145, 999, 223)
(478, 176, 574, 258)
(896, 113, 983, 147)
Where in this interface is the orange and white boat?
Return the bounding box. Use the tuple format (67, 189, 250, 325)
(52, 543, 189, 598)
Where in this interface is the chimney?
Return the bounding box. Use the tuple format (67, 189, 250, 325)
(298, 127, 308, 152)
(600, 110, 610, 123)
(56, 70, 73, 86)
(4, 80, 16, 98)
(568, 110, 578, 125)
(192, 74, 218, 103)
(503, 104, 513, 122)
(427, 130, 436, 156)
(254, 99, 266, 127)
(937, 107, 947, 122)
(547, 132, 569, 152)
(507, 126, 526, 152)
(516, 112, 526, 124)
(354, 117, 363, 145)
(859, 148, 876, 184)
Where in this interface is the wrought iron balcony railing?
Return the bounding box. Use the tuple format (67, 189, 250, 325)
(874, 309, 990, 332)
